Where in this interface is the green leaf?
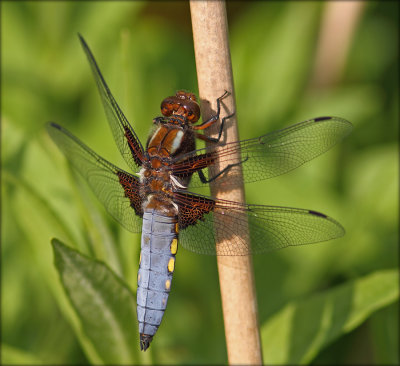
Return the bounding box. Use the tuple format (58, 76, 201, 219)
(369, 303, 399, 365)
(261, 269, 399, 364)
(1, 343, 42, 365)
(52, 238, 138, 364)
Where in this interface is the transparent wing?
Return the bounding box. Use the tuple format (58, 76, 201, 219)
(47, 122, 143, 233)
(78, 34, 145, 171)
(172, 117, 352, 188)
(174, 192, 344, 255)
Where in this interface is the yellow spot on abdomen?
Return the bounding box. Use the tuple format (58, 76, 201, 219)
(139, 252, 142, 264)
(165, 279, 171, 290)
(168, 257, 175, 272)
(170, 238, 178, 255)
(175, 223, 179, 233)
(138, 273, 141, 282)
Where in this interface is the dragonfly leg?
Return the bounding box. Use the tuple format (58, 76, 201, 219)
(198, 156, 249, 184)
(201, 111, 236, 143)
(193, 91, 234, 143)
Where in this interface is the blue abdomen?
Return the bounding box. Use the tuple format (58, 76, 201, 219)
(137, 209, 178, 351)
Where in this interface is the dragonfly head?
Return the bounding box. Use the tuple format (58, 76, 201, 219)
(161, 90, 200, 123)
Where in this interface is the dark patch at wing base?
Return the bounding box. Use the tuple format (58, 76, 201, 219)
(117, 171, 143, 217)
(123, 126, 145, 167)
(174, 192, 215, 229)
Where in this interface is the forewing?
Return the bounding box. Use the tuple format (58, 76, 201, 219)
(47, 122, 143, 233)
(174, 192, 344, 255)
(173, 117, 352, 188)
(78, 34, 144, 171)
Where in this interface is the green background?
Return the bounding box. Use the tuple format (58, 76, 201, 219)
(2, 1, 398, 364)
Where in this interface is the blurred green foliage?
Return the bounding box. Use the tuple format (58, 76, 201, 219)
(2, 1, 398, 365)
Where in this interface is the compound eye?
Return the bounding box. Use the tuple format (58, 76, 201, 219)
(162, 108, 171, 116)
(161, 99, 175, 116)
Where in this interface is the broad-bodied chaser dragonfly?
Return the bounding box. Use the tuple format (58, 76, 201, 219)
(47, 35, 352, 351)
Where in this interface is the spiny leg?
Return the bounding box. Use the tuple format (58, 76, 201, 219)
(198, 156, 249, 184)
(194, 91, 235, 143)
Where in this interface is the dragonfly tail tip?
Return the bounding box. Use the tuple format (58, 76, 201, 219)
(140, 334, 153, 351)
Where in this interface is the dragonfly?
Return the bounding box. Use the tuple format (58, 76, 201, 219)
(47, 35, 352, 351)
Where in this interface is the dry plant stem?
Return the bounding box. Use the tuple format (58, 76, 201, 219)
(189, 1, 262, 364)
(311, 1, 365, 87)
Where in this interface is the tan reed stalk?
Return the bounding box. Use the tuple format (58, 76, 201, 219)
(189, 1, 262, 364)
